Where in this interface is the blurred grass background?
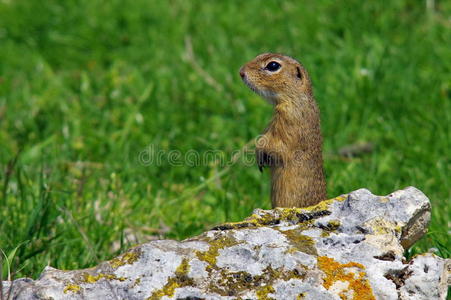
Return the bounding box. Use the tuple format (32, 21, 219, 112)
(0, 0, 449, 279)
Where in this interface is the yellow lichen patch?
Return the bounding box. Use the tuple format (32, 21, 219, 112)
(302, 194, 347, 212)
(213, 217, 263, 230)
(275, 208, 305, 222)
(266, 207, 329, 225)
(256, 285, 275, 300)
(147, 258, 193, 300)
(327, 220, 341, 230)
(280, 229, 317, 256)
(63, 284, 81, 294)
(109, 249, 141, 269)
(213, 201, 337, 231)
(131, 277, 141, 288)
(196, 234, 241, 266)
(364, 218, 397, 235)
(286, 247, 298, 254)
(83, 273, 126, 283)
(205, 264, 305, 297)
(317, 256, 375, 300)
(321, 220, 341, 237)
(148, 279, 179, 300)
(175, 257, 190, 275)
(211, 271, 257, 295)
(334, 195, 348, 202)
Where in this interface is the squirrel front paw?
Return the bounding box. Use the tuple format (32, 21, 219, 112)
(256, 149, 283, 172)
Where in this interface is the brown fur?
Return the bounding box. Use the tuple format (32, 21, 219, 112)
(240, 53, 326, 208)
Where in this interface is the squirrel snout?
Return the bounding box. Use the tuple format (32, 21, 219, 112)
(239, 68, 245, 78)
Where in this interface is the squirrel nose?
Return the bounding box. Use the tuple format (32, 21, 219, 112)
(239, 68, 245, 78)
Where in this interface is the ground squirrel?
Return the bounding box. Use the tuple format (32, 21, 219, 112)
(240, 53, 327, 208)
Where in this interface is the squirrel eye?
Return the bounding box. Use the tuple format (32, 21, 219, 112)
(265, 61, 281, 72)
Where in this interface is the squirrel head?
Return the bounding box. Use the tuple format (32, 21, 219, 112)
(239, 53, 312, 105)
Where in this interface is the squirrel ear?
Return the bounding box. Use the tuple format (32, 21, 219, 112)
(296, 67, 303, 80)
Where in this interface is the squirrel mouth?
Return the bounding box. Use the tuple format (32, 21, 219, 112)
(241, 76, 257, 93)
(242, 76, 276, 104)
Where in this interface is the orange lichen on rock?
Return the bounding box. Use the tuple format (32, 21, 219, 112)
(317, 256, 375, 300)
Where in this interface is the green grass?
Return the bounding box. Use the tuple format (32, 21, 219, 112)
(0, 0, 449, 279)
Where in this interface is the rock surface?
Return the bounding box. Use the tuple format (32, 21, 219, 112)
(2, 187, 449, 299)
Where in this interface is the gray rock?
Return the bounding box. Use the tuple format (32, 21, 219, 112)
(2, 187, 449, 299)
